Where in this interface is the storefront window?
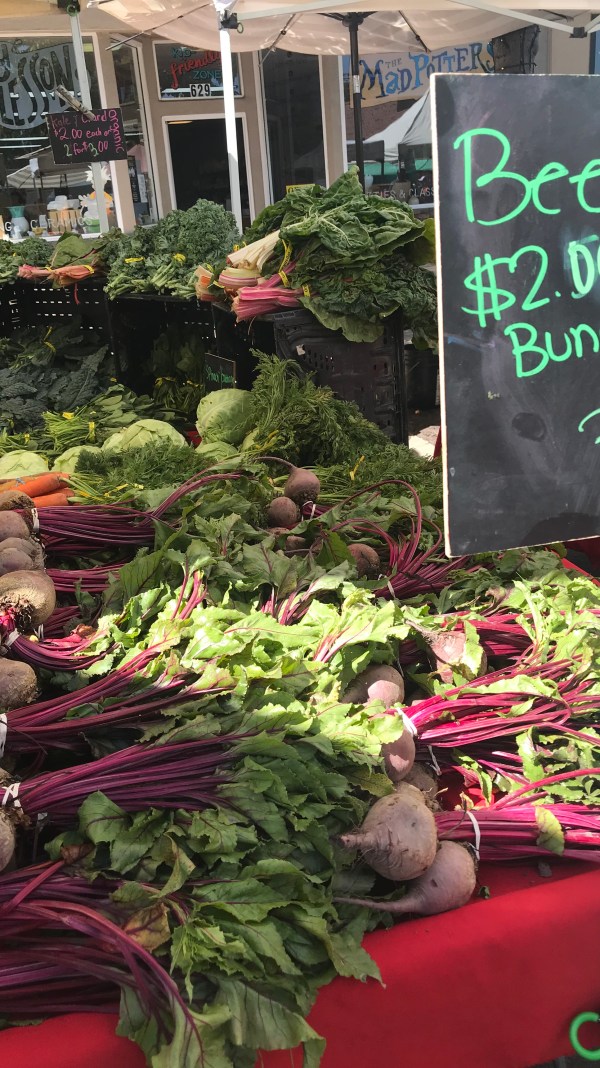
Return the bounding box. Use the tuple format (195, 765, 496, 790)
(0, 36, 100, 237)
(113, 44, 157, 224)
(262, 51, 326, 201)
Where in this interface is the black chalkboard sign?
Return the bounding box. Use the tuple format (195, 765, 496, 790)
(205, 352, 236, 391)
(432, 74, 600, 556)
(47, 108, 127, 165)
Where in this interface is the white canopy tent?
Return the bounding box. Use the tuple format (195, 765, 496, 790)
(365, 91, 432, 159)
(93, 1, 589, 54)
(96, 0, 597, 229)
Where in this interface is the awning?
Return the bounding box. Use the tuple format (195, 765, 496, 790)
(97, 1, 586, 55)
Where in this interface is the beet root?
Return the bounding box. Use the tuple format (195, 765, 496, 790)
(0, 570, 56, 628)
(266, 496, 300, 530)
(339, 783, 437, 882)
(283, 467, 320, 506)
(0, 512, 30, 543)
(403, 763, 439, 805)
(348, 543, 381, 578)
(335, 842, 477, 916)
(343, 664, 405, 707)
(0, 660, 38, 709)
(421, 627, 488, 683)
(0, 548, 35, 576)
(0, 811, 15, 874)
(382, 728, 416, 783)
(0, 537, 43, 570)
(0, 490, 35, 516)
(285, 535, 308, 553)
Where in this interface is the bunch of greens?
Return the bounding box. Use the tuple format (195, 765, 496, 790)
(245, 353, 442, 505)
(0, 318, 114, 433)
(75, 438, 206, 505)
(49, 231, 120, 272)
(0, 236, 51, 283)
(233, 169, 437, 343)
(105, 201, 240, 300)
(149, 324, 206, 426)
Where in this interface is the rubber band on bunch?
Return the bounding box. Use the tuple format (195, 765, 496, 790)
(465, 809, 482, 861)
(1, 782, 21, 809)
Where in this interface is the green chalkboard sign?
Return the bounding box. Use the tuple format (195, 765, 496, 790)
(205, 353, 236, 391)
(432, 73, 600, 556)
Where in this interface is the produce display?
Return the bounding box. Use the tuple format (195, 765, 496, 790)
(202, 169, 437, 345)
(0, 175, 597, 1068)
(0, 384, 597, 1066)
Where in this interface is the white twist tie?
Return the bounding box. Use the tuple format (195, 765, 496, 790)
(465, 809, 482, 861)
(4, 630, 19, 649)
(2, 782, 21, 809)
(31, 507, 39, 533)
(386, 579, 396, 599)
(395, 708, 418, 737)
(428, 746, 441, 774)
(0, 714, 6, 759)
(307, 501, 317, 520)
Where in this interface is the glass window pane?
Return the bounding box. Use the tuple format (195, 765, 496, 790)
(0, 36, 99, 237)
(113, 44, 157, 223)
(262, 50, 325, 200)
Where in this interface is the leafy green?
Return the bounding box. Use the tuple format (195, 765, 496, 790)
(0, 319, 114, 434)
(0, 236, 51, 283)
(234, 167, 436, 343)
(106, 201, 239, 300)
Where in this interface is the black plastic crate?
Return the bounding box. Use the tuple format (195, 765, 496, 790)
(108, 294, 215, 395)
(0, 284, 20, 336)
(272, 309, 408, 444)
(12, 277, 112, 340)
(212, 302, 276, 390)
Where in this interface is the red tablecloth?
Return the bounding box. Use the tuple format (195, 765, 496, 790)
(1, 859, 598, 1068)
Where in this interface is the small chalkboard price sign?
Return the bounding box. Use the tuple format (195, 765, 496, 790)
(432, 74, 600, 556)
(205, 353, 236, 391)
(47, 108, 128, 165)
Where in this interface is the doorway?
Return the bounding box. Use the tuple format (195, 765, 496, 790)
(165, 115, 251, 226)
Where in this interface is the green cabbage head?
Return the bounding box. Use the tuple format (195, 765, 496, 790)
(196, 389, 254, 446)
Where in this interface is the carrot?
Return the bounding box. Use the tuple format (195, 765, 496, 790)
(31, 492, 72, 509)
(0, 473, 70, 496)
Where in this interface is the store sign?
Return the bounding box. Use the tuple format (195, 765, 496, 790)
(47, 108, 127, 164)
(155, 43, 242, 100)
(0, 40, 82, 130)
(433, 73, 600, 555)
(346, 42, 493, 108)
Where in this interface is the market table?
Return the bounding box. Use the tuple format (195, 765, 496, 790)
(0, 858, 598, 1068)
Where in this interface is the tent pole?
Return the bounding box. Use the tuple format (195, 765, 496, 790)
(217, 10, 243, 232)
(344, 13, 366, 191)
(68, 4, 109, 234)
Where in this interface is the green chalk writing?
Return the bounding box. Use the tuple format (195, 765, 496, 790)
(454, 126, 600, 226)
